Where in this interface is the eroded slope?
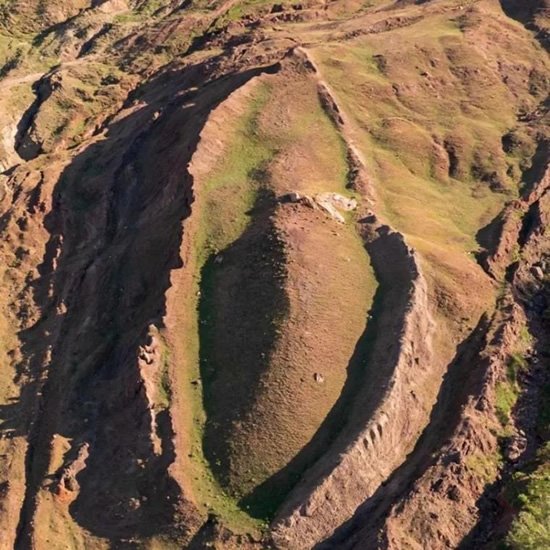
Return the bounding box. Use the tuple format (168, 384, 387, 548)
(0, 0, 548, 549)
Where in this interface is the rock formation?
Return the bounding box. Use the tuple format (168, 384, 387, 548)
(0, 0, 548, 548)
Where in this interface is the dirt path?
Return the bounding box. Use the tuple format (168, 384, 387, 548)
(0, 72, 45, 91)
(0, 56, 98, 92)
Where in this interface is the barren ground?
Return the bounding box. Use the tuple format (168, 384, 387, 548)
(0, 0, 548, 549)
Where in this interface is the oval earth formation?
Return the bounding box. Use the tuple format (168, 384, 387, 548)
(0, 0, 548, 549)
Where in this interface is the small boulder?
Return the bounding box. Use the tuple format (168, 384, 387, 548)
(505, 433, 527, 462)
(315, 192, 358, 223)
(282, 192, 302, 203)
(530, 265, 544, 280)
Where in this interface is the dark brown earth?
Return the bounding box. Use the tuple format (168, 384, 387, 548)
(0, 0, 548, 549)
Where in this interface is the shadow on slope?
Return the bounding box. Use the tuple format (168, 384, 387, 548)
(199, 190, 291, 492)
(240, 219, 419, 520)
(12, 55, 281, 546)
(316, 314, 490, 549)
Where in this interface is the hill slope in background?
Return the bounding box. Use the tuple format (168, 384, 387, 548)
(0, 0, 548, 548)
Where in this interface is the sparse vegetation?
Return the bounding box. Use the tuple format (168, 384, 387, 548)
(465, 451, 503, 483)
(495, 352, 529, 428)
(504, 444, 550, 549)
(157, 335, 172, 409)
(0, 45, 23, 78)
(0, 0, 548, 548)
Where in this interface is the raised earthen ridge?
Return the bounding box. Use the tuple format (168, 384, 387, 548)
(0, 1, 548, 549)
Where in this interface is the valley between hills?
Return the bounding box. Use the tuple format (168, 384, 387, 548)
(0, 0, 548, 548)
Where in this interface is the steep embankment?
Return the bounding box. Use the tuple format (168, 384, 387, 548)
(166, 56, 378, 527)
(370, 155, 550, 550)
(270, 54, 436, 548)
(0, 0, 548, 548)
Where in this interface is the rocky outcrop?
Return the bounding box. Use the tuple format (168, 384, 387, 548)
(282, 191, 357, 223)
(478, 158, 549, 280)
(95, 0, 129, 13)
(354, 300, 525, 550)
(0, 1, 93, 34)
(371, 194, 549, 550)
(56, 442, 90, 495)
(0, 120, 22, 173)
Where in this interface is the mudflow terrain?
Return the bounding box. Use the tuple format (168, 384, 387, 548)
(0, 0, 549, 548)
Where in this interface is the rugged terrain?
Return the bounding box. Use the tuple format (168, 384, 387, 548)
(0, 0, 548, 548)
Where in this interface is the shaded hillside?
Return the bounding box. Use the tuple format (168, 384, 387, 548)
(0, 0, 548, 549)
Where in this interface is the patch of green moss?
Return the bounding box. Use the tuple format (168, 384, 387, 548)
(157, 336, 172, 410)
(495, 381, 520, 428)
(465, 451, 503, 483)
(504, 443, 550, 549)
(495, 353, 528, 428)
(195, 83, 274, 263)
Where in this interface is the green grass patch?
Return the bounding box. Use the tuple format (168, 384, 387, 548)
(177, 81, 276, 533)
(465, 451, 503, 483)
(314, 39, 512, 257)
(157, 336, 173, 410)
(196, 90, 274, 261)
(495, 352, 528, 428)
(495, 381, 520, 428)
(504, 443, 550, 549)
